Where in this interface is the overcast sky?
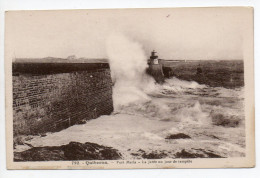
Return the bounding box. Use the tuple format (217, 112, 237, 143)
(5, 7, 252, 60)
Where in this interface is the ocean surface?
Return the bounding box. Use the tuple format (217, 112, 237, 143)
(16, 76, 245, 159)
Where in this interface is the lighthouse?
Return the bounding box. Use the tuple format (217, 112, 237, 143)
(147, 50, 164, 83)
(148, 50, 159, 65)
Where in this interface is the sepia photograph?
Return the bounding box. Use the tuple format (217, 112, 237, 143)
(5, 7, 254, 169)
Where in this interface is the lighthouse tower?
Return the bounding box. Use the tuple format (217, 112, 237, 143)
(148, 50, 159, 65)
(147, 50, 164, 83)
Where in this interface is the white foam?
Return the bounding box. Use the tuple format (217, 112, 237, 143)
(142, 132, 164, 141)
(106, 34, 156, 111)
(164, 77, 206, 90)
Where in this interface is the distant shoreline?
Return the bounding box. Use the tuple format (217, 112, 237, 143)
(13, 58, 243, 64)
(13, 57, 109, 64)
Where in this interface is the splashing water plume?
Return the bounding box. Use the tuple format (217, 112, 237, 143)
(106, 34, 155, 111)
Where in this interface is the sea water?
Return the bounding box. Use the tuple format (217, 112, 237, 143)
(21, 76, 245, 159)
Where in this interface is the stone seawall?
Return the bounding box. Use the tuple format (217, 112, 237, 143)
(147, 64, 164, 83)
(13, 65, 113, 136)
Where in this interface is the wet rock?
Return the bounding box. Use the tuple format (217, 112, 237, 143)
(13, 135, 34, 149)
(130, 150, 168, 159)
(165, 133, 191, 139)
(14, 146, 66, 161)
(203, 151, 223, 158)
(137, 149, 145, 153)
(14, 141, 122, 161)
(142, 151, 167, 159)
(130, 153, 139, 156)
(175, 149, 204, 158)
(62, 142, 89, 160)
(175, 149, 223, 158)
(211, 113, 240, 127)
(13, 136, 25, 146)
(193, 148, 224, 158)
(99, 148, 122, 160)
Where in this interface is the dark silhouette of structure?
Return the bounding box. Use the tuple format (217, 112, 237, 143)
(146, 50, 164, 83)
(148, 50, 159, 65)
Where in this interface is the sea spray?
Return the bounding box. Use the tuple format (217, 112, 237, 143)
(106, 34, 155, 111)
(105, 34, 206, 121)
(105, 34, 240, 127)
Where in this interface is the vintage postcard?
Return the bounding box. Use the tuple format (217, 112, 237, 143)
(5, 7, 254, 169)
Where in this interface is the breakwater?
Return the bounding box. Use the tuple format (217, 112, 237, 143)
(12, 62, 113, 135)
(161, 60, 244, 88)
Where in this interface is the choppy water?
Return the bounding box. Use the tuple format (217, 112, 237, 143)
(16, 77, 245, 159)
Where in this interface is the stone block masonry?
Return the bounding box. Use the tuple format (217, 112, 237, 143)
(13, 63, 113, 136)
